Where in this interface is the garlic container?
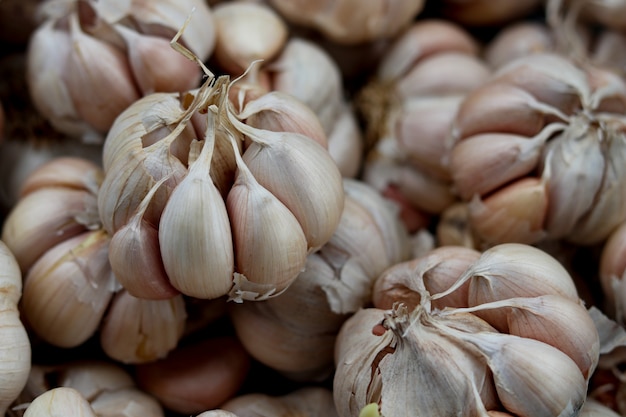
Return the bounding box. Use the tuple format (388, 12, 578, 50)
(358, 19, 491, 233)
(26, 0, 216, 143)
(334, 243, 599, 417)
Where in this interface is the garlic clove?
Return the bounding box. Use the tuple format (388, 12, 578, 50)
(484, 21, 554, 69)
(23, 387, 97, 417)
(436, 202, 478, 249)
(99, 290, 186, 364)
(372, 246, 480, 311)
(449, 127, 558, 200)
(108, 176, 179, 300)
(55, 361, 135, 400)
(1, 187, 99, 272)
(451, 331, 587, 417)
(90, 387, 165, 417)
(226, 133, 308, 301)
(235, 119, 344, 252)
(326, 103, 364, 178)
(22, 230, 116, 348)
(18, 157, 103, 198)
(238, 91, 328, 149)
(222, 387, 339, 417)
(467, 177, 549, 245)
(63, 14, 140, 134)
(212, 2, 288, 74)
(158, 109, 235, 299)
(114, 24, 202, 95)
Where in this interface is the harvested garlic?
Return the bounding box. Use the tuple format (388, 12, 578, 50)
(358, 20, 490, 232)
(335, 243, 598, 417)
(26, 0, 216, 143)
(0, 241, 31, 416)
(23, 387, 97, 417)
(449, 52, 626, 246)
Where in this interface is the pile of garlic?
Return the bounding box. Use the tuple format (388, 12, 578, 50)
(334, 243, 599, 417)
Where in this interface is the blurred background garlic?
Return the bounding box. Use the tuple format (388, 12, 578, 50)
(228, 179, 410, 382)
(334, 243, 599, 417)
(434, 0, 543, 27)
(210, 1, 364, 178)
(222, 387, 339, 417)
(447, 52, 626, 248)
(26, 0, 216, 143)
(134, 336, 251, 415)
(357, 19, 491, 233)
(18, 360, 164, 417)
(483, 21, 556, 70)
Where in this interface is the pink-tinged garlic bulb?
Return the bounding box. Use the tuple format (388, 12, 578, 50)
(448, 52, 626, 247)
(228, 179, 410, 382)
(267, 0, 425, 44)
(334, 243, 598, 417)
(98, 57, 344, 301)
(436, 0, 543, 27)
(26, 0, 216, 143)
(0, 241, 31, 416)
(358, 19, 491, 233)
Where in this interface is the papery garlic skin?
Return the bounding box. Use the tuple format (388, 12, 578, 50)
(26, 0, 216, 142)
(24, 387, 98, 417)
(0, 241, 31, 417)
(222, 387, 339, 417)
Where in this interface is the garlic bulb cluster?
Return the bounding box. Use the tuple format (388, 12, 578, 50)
(267, 0, 425, 45)
(334, 243, 599, 417)
(0, 157, 187, 363)
(222, 387, 339, 417)
(98, 54, 344, 301)
(21, 360, 164, 417)
(26, 0, 215, 143)
(0, 241, 31, 416)
(134, 336, 250, 415)
(359, 19, 491, 232)
(229, 179, 410, 381)
(448, 52, 626, 247)
(210, 1, 363, 178)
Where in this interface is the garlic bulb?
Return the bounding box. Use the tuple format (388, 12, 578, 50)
(222, 387, 339, 417)
(268, 0, 425, 44)
(134, 336, 250, 415)
(99, 58, 344, 301)
(359, 19, 491, 232)
(334, 243, 598, 417)
(229, 179, 410, 381)
(448, 52, 626, 247)
(26, 0, 216, 143)
(24, 387, 97, 417)
(0, 241, 31, 416)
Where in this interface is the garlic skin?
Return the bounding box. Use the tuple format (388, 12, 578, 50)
(599, 221, 626, 322)
(449, 52, 626, 247)
(0, 241, 31, 417)
(26, 0, 216, 143)
(268, 0, 425, 44)
(484, 21, 555, 69)
(359, 19, 491, 232)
